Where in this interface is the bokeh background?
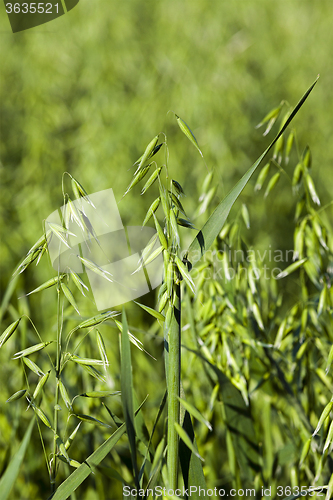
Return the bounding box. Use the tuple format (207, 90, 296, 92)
(0, 0, 332, 498)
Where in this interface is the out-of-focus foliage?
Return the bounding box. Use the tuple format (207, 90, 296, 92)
(0, 0, 332, 498)
(0, 0, 332, 285)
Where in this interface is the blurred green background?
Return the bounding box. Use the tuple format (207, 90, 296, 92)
(1, 0, 332, 286)
(0, 0, 332, 498)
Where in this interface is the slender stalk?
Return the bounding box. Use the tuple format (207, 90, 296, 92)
(167, 279, 181, 489)
(51, 284, 62, 492)
(51, 380, 59, 491)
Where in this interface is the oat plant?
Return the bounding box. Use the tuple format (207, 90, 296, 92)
(182, 83, 333, 496)
(0, 77, 318, 499)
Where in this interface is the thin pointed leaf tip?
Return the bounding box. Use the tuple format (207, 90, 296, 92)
(175, 114, 203, 158)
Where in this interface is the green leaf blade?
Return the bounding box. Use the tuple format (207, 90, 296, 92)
(174, 422, 204, 461)
(186, 77, 318, 268)
(0, 419, 34, 500)
(120, 309, 139, 488)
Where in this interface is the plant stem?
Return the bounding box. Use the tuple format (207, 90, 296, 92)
(51, 380, 59, 492)
(51, 285, 62, 492)
(167, 279, 181, 489)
